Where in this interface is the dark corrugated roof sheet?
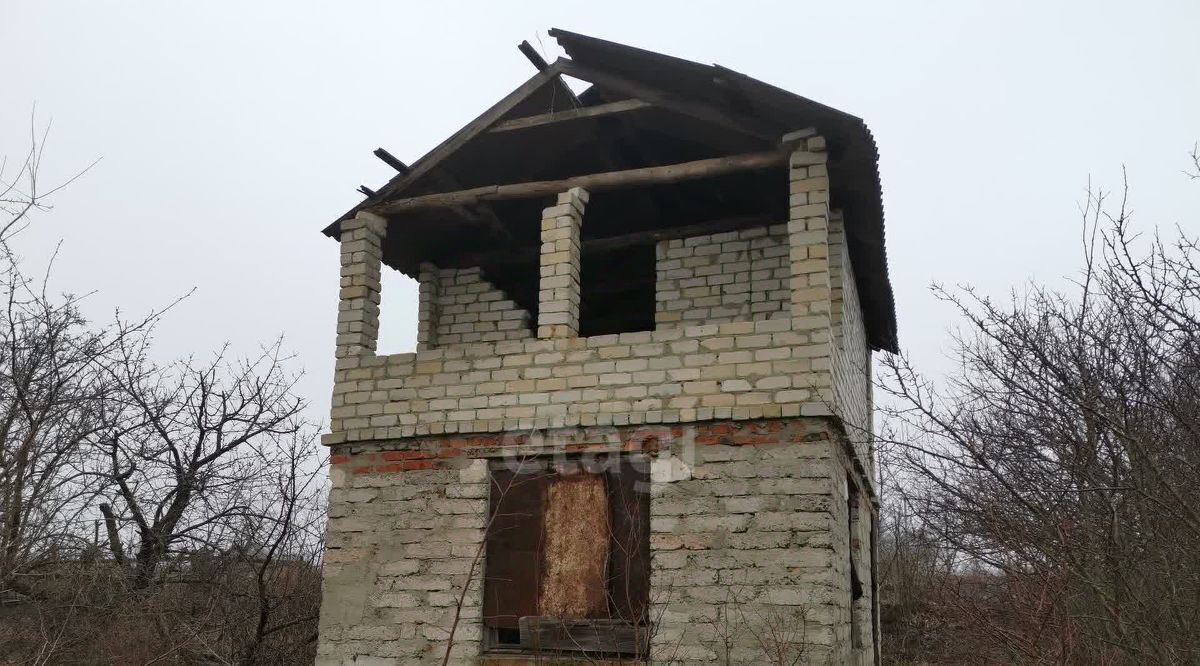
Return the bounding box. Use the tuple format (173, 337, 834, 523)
(322, 29, 897, 352)
(549, 29, 896, 352)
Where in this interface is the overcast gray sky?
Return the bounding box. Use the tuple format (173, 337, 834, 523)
(3, 0, 1198, 427)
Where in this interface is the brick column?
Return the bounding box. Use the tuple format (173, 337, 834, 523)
(335, 211, 386, 358)
(416, 262, 439, 351)
(786, 134, 835, 409)
(828, 210, 847, 346)
(537, 187, 587, 339)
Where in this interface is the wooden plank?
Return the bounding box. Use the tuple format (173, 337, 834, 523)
(484, 466, 552, 629)
(518, 40, 550, 71)
(488, 99, 652, 133)
(366, 64, 567, 209)
(588, 214, 775, 254)
(518, 40, 582, 111)
(539, 473, 610, 619)
(328, 65, 567, 228)
(373, 148, 409, 173)
(372, 149, 788, 215)
(556, 58, 780, 141)
(424, 168, 513, 243)
(519, 617, 646, 655)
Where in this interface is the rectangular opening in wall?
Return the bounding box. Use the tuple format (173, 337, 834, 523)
(848, 475, 864, 650)
(579, 245, 655, 337)
(376, 266, 419, 354)
(484, 456, 650, 658)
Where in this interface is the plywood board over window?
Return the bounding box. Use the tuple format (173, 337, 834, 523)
(483, 456, 650, 657)
(541, 472, 611, 618)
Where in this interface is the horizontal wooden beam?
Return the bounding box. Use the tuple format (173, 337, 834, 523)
(372, 149, 789, 215)
(447, 214, 775, 268)
(488, 99, 652, 133)
(587, 214, 776, 254)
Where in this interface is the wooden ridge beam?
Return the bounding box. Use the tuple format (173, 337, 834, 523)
(488, 99, 652, 133)
(518, 40, 582, 113)
(518, 40, 550, 71)
(556, 58, 780, 141)
(372, 149, 791, 215)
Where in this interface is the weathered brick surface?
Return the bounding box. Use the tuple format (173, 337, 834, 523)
(538, 188, 587, 339)
(418, 266, 532, 347)
(830, 212, 873, 471)
(335, 212, 387, 359)
(317, 455, 487, 665)
(646, 419, 855, 665)
(320, 420, 864, 665)
(322, 319, 842, 447)
(318, 138, 880, 665)
(655, 225, 790, 327)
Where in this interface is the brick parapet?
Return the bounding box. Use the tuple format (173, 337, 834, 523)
(322, 318, 842, 448)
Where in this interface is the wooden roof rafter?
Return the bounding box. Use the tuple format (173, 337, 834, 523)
(554, 58, 781, 142)
(488, 99, 652, 133)
(333, 61, 573, 226)
(370, 146, 511, 242)
(321, 28, 898, 352)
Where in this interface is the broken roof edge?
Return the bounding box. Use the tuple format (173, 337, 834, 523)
(318, 30, 898, 353)
(549, 28, 896, 352)
(321, 62, 571, 239)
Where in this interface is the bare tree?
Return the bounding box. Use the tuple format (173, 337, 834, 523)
(0, 269, 112, 597)
(96, 340, 308, 591)
(0, 110, 97, 247)
(0, 119, 120, 601)
(0, 116, 324, 664)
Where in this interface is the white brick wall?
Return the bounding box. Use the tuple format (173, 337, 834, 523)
(418, 267, 531, 347)
(655, 225, 791, 327)
(830, 215, 872, 462)
(323, 319, 840, 446)
(320, 419, 859, 666)
(320, 136, 880, 665)
(318, 460, 487, 665)
(650, 427, 853, 665)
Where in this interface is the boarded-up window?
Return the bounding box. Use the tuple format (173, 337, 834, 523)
(484, 456, 650, 656)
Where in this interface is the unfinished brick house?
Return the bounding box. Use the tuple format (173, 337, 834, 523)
(317, 29, 896, 666)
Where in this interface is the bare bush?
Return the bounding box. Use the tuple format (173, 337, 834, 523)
(878, 162, 1200, 664)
